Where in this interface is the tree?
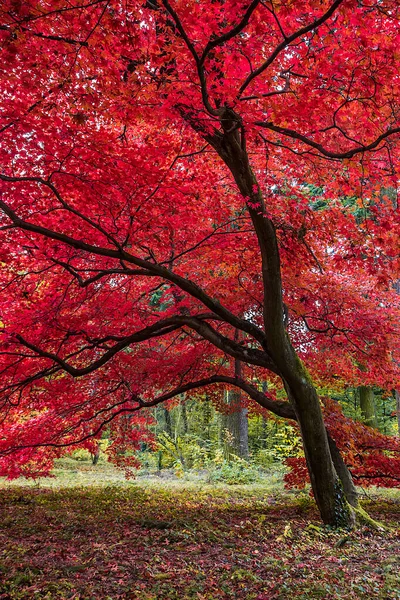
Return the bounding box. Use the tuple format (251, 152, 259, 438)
(0, 0, 399, 526)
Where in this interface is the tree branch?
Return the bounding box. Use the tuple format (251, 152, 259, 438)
(255, 121, 400, 159)
(0, 192, 266, 345)
(200, 0, 261, 64)
(12, 314, 276, 378)
(239, 0, 345, 95)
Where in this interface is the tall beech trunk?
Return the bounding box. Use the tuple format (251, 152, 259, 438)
(208, 109, 351, 527)
(221, 360, 249, 459)
(221, 390, 249, 460)
(359, 386, 378, 429)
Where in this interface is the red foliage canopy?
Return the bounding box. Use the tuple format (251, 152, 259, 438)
(0, 0, 399, 479)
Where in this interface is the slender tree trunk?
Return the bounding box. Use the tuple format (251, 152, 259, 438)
(209, 111, 351, 526)
(261, 381, 269, 449)
(238, 407, 249, 459)
(359, 386, 378, 429)
(91, 443, 100, 465)
(261, 416, 268, 449)
(181, 400, 188, 434)
(235, 357, 249, 459)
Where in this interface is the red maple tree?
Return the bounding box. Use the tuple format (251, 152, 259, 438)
(0, 0, 399, 525)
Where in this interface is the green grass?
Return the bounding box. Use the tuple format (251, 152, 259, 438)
(0, 457, 287, 495)
(0, 460, 399, 599)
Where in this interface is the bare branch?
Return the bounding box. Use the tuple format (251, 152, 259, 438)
(13, 313, 276, 377)
(0, 374, 294, 455)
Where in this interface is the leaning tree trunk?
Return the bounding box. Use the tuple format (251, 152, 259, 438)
(208, 109, 352, 527)
(393, 280, 400, 436)
(282, 363, 350, 526)
(327, 434, 358, 509)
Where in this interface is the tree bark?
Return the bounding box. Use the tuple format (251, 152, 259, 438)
(235, 357, 249, 459)
(221, 389, 249, 460)
(260, 382, 269, 449)
(359, 386, 378, 429)
(327, 434, 358, 508)
(244, 376, 358, 509)
(283, 375, 350, 526)
(91, 443, 100, 465)
(163, 407, 173, 437)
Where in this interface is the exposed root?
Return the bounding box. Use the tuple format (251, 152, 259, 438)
(351, 504, 388, 531)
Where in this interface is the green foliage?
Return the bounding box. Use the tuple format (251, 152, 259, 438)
(207, 453, 262, 485)
(134, 400, 304, 481)
(271, 424, 302, 460)
(69, 438, 109, 464)
(70, 448, 91, 461)
(332, 387, 397, 435)
(251, 448, 275, 469)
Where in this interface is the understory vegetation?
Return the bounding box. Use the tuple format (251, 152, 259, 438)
(89, 391, 398, 488)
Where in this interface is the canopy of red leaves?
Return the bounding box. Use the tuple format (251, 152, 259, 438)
(0, 0, 399, 480)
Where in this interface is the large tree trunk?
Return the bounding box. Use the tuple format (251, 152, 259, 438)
(283, 369, 350, 526)
(359, 386, 378, 429)
(252, 377, 359, 509)
(209, 110, 351, 527)
(327, 434, 358, 509)
(221, 352, 249, 460)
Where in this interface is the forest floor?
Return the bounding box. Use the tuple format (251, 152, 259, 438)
(0, 460, 399, 599)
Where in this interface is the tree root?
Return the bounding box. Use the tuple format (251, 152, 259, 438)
(351, 504, 388, 531)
